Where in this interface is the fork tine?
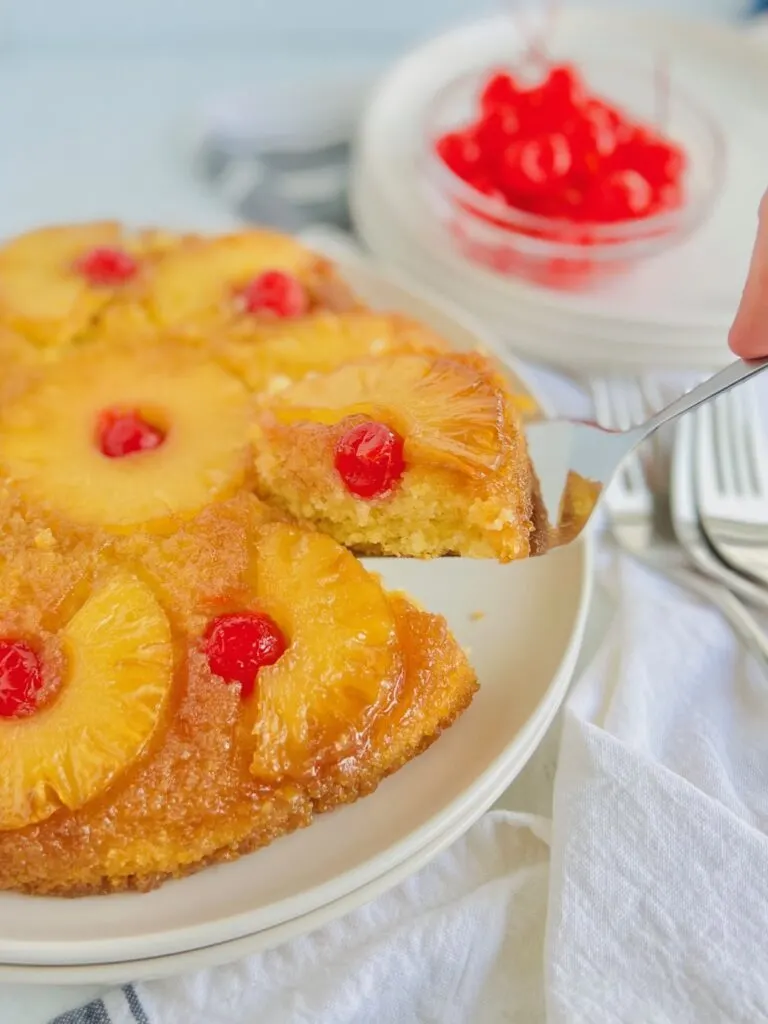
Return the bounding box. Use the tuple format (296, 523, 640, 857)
(720, 389, 752, 498)
(712, 395, 739, 497)
(592, 378, 647, 495)
(591, 378, 613, 428)
(672, 407, 696, 522)
(742, 381, 768, 496)
(695, 401, 723, 502)
(605, 378, 636, 432)
(640, 375, 666, 415)
(623, 379, 647, 428)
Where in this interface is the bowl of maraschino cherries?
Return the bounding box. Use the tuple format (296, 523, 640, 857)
(424, 56, 724, 291)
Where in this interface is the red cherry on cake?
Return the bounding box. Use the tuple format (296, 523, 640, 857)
(97, 408, 166, 459)
(74, 246, 139, 286)
(204, 612, 287, 699)
(334, 421, 406, 499)
(239, 270, 308, 318)
(0, 641, 43, 719)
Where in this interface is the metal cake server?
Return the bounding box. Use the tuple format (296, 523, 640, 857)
(528, 357, 768, 555)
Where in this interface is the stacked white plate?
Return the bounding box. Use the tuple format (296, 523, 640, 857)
(351, 9, 768, 374)
(0, 244, 592, 985)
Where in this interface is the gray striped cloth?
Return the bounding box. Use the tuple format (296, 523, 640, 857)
(51, 985, 148, 1024)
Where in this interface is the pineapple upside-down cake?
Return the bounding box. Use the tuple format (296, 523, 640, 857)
(0, 222, 544, 896)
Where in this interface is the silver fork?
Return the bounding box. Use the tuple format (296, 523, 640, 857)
(696, 382, 768, 589)
(640, 377, 768, 611)
(524, 356, 768, 556)
(591, 377, 768, 666)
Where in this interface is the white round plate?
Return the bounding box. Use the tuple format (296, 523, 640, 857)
(351, 179, 732, 372)
(352, 11, 768, 371)
(0, 246, 592, 968)
(0, 685, 561, 986)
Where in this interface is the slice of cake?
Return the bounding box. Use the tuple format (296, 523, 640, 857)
(253, 350, 540, 561)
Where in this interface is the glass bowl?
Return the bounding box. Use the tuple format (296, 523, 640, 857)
(421, 57, 726, 292)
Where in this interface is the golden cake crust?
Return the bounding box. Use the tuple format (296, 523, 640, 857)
(0, 496, 477, 896)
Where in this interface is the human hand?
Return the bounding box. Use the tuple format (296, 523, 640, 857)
(729, 190, 768, 358)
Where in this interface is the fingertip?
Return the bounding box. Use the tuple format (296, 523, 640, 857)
(729, 189, 768, 359)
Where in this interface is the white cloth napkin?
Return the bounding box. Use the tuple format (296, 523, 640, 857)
(53, 544, 768, 1024)
(548, 553, 768, 1024)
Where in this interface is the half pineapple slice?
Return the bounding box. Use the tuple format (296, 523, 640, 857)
(146, 230, 358, 336)
(0, 222, 162, 349)
(0, 344, 251, 534)
(246, 522, 403, 783)
(216, 311, 447, 396)
(0, 570, 173, 831)
(253, 351, 538, 561)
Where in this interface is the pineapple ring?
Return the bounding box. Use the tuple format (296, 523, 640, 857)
(0, 222, 145, 349)
(147, 230, 344, 334)
(0, 326, 51, 405)
(260, 352, 509, 475)
(249, 522, 403, 782)
(217, 312, 447, 396)
(0, 345, 251, 534)
(0, 571, 173, 831)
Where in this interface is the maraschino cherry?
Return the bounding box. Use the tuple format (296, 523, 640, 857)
(0, 640, 43, 719)
(75, 247, 139, 286)
(97, 408, 166, 459)
(334, 421, 406, 499)
(238, 270, 308, 318)
(434, 61, 687, 228)
(204, 612, 287, 699)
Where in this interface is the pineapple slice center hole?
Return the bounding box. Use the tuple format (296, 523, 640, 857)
(0, 634, 68, 720)
(0, 639, 43, 719)
(204, 611, 288, 700)
(334, 418, 406, 499)
(233, 269, 309, 319)
(72, 245, 139, 286)
(95, 405, 168, 460)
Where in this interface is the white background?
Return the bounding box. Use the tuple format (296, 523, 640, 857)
(0, 0, 752, 53)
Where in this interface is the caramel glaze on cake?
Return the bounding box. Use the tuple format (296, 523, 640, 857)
(0, 222, 543, 897)
(0, 491, 477, 896)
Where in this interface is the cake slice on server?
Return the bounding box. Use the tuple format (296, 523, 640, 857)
(252, 349, 545, 561)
